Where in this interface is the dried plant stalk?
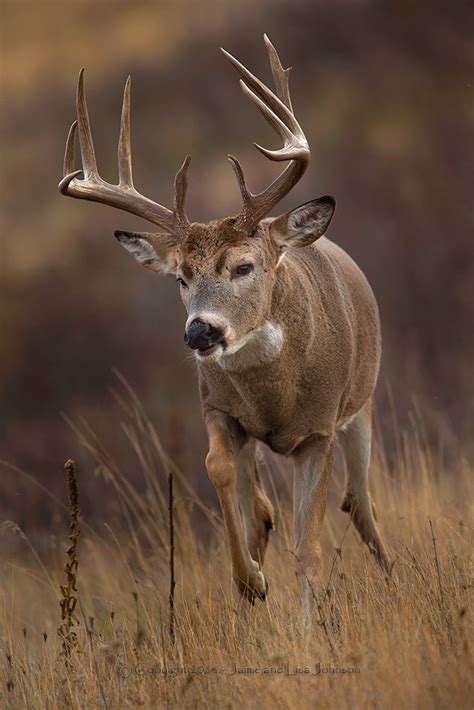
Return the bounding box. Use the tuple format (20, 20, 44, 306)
(168, 471, 176, 644)
(58, 458, 80, 663)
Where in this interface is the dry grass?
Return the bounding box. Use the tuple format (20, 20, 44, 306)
(0, 388, 472, 708)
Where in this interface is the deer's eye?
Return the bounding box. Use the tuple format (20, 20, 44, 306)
(234, 263, 254, 277)
(176, 276, 188, 289)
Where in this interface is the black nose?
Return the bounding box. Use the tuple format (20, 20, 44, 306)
(184, 319, 224, 351)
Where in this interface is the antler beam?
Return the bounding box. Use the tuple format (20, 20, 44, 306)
(58, 70, 189, 237)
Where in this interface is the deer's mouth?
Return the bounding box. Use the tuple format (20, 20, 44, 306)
(196, 342, 223, 358)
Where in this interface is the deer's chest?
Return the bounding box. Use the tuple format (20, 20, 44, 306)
(203, 368, 316, 455)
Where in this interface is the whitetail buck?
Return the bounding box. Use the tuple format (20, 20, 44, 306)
(59, 36, 391, 620)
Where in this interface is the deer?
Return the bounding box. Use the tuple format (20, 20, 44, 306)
(58, 35, 391, 622)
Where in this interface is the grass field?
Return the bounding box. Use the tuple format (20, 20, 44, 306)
(1, 388, 472, 708)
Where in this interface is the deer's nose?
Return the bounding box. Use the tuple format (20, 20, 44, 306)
(184, 318, 224, 351)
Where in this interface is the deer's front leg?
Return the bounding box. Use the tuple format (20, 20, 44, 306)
(293, 434, 335, 624)
(205, 411, 268, 603)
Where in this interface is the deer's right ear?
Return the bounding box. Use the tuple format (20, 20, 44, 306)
(269, 196, 336, 250)
(114, 230, 178, 274)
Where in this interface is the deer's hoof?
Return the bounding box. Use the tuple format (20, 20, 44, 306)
(236, 569, 268, 604)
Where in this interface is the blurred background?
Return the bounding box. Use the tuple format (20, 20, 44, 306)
(1, 0, 473, 527)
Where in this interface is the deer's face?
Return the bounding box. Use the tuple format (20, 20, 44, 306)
(177, 220, 279, 361)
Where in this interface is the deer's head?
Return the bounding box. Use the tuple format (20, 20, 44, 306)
(59, 36, 335, 363)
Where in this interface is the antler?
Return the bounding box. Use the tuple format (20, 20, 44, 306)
(58, 69, 190, 237)
(221, 34, 310, 231)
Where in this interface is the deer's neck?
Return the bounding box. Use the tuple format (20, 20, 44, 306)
(218, 320, 284, 372)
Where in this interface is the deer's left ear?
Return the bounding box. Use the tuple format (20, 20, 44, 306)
(269, 196, 336, 250)
(114, 230, 178, 274)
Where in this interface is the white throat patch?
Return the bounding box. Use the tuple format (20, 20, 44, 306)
(218, 321, 284, 372)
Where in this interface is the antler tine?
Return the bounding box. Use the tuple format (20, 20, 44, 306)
(263, 34, 292, 112)
(222, 36, 310, 230)
(118, 76, 133, 187)
(173, 155, 191, 228)
(238, 80, 298, 158)
(58, 70, 191, 237)
(76, 68, 98, 178)
(63, 120, 78, 177)
(59, 120, 82, 195)
(227, 154, 252, 210)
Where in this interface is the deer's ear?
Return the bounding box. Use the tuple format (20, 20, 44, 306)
(269, 196, 336, 250)
(114, 230, 177, 274)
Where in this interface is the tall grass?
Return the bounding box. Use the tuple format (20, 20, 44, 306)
(0, 383, 472, 708)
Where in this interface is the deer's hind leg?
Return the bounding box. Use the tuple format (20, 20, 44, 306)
(292, 433, 336, 624)
(339, 398, 391, 574)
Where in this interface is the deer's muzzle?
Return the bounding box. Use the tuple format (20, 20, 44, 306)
(184, 319, 225, 353)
